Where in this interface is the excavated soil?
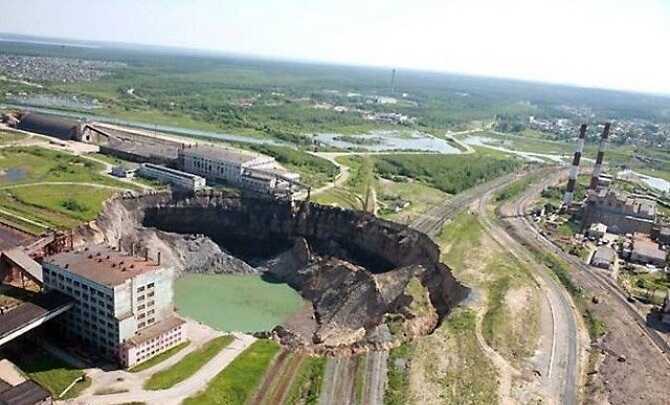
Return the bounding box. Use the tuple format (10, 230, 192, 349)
(75, 191, 468, 354)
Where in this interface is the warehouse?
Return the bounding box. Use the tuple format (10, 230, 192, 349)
(630, 234, 667, 266)
(16, 112, 82, 141)
(137, 163, 206, 192)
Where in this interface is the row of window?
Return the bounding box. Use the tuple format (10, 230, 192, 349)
(44, 268, 113, 303)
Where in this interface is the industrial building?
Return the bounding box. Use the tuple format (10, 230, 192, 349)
(15, 112, 83, 141)
(582, 189, 657, 235)
(42, 245, 185, 368)
(177, 144, 300, 193)
(587, 223, 607, 240)
(630, 234, 667, 266)
(137, 163, 206, 192)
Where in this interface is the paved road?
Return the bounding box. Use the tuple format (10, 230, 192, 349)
(63, 333, 256, 405)
(477, 169, 580, 405)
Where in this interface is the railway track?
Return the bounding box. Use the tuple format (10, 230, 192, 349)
(513, 183, 670, 363)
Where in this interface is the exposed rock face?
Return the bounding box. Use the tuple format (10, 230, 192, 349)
(77, 191, 468, 353)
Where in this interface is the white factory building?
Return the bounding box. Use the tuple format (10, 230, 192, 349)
(137, 163, 206, 192)
(42, 245, 185, 368)
(177, 144, 299, 193)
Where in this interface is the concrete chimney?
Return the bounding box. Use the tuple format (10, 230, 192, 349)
(589, 123, 610, 191)
(563, 124, 587, 207)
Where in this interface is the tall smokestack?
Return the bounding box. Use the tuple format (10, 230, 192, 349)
(589, 123, 610, 191)
(563, 124, 587, 206)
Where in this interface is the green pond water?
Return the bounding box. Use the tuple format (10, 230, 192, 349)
(175, 274, 304, 332)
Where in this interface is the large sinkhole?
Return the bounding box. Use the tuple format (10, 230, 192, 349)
(91, 191, 467, 354)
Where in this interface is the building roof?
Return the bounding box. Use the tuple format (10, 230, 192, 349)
(125, 315, 185, 347)
(589, 223, 607, 233)
(17, 112, 80, 140)
(632, 237, 667, 262)
(0, 292, 72, 338)
(44, 245, 164, 287)
(180, 144, 263, 164)
(592, 246, 616, 265)
(0, 380, 51, 405)
(141, 163, 204, 181)
(1, 248, 42, 283)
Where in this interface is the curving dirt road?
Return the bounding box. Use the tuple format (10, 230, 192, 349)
(476, 168, 581, 405)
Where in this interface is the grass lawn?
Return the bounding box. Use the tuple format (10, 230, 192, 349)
(129, 341, 191, 373)
(285, 356, 326, 405)
(144, 335, 234, 390)
(384, 343, 414, 405)
(379, 179, 449, 223)
(12, 350, 88, 399)
(0, 130, 29, 144)
(437, 211, 484, 270)
(183, 339, 280, 405)
(0, 185, 116, 229)
(0, 146, 124, 187)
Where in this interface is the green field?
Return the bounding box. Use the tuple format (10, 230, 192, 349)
(0, 147, 135, 230)
(183, 339, 280, 405)
(0, 147, 123, 187)
(0, 130, 29, 144)
(175, 274, 304, 332)
(12, 350, 89, 399)
(144, 336, 233, 390)
(285, 356, 327, 405)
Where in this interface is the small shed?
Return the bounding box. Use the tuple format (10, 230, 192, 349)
(591, 246, 616, 270)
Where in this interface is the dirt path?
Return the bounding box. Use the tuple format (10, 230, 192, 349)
(64, 333, 256, 405)
(319, 356, 359, 405)
(360, 351, 387, 405)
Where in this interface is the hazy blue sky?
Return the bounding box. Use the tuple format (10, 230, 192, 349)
(2, 0, 669, 94)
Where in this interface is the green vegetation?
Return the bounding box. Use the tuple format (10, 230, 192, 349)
(440, 309, 500, 404)
(437, 211, 483, 269)
(0, 130, 28, 144)
(384, 343, 414, 405)
(364, 149, 521, 194)
(183, 339, 280, 405)
(13, 350, 89, 399)
(0, 185, 115, 229)
(0, 147, 124, 187)
(144, 335, 234, 390)
(481, 257, 539, 364)
(240, 144, 338, 187)
(494, 174, 539, 202)
(175, 274, 304, 332)
(378, 179, 449, 223)
(285, 356, 326, 405)
(129, 341, 191, 372)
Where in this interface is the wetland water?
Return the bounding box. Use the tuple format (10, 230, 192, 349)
(175, 273, 304, 332)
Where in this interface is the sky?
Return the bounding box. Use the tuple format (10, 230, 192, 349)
(1, 0, 669, 94)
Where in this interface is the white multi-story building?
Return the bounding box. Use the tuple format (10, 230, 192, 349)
(177, 144, 299, 193)
(137, 163, 206, 192)
(42, 245, 185, 368)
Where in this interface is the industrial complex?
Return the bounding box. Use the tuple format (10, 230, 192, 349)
(2, 111, 305, 197)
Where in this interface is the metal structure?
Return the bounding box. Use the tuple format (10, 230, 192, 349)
(589, 123, 611, 190)
(563, 124, 587, 206)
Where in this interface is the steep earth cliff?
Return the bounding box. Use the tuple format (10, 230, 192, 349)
(76, 191, 468, 353)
